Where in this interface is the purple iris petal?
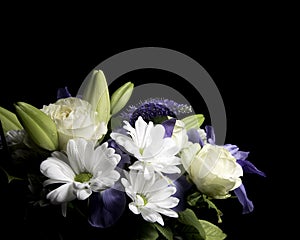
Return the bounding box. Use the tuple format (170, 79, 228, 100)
(169, 174, 193, 212)
(205, 125, 215, 144)
(234, 184, 254, 214)
(187, 128, 200, 143)
(88, 187, 126, 228)
(161, 118, 176, 138)
(233, 150, 249, 161)
(57, 86, 72, 99)
(187, 128, 204, 147)
(224, 144, 240, 155)
(224, 144, 266, 177)
(237, 159, 266, 177)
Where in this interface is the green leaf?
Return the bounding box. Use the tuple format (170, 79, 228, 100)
(179, 225, 205, 240)
(137, 222, 159, 240)
(178, 208, 206, 239)
(154, 223, 173, 240)
(181, 114, 205, 130)
(199, 220, 227, 240)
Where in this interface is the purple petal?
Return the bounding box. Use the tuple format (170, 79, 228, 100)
(169, 174, 193, 212)
(205, 125, 215, 144)
(161, 118, 176, 138)
(234, 184, 254, 214)
(187, 128, 204, 147)
(88, 187, 126, 228)
(224, 144, 239, 155)
(57, 86, 72, 99)
(234, 150, 250, 161)
(237, 159, 266, 177)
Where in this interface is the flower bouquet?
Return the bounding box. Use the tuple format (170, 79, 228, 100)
(0, 69, 266, 239)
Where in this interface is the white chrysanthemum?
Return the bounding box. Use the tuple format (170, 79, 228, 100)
(110, 116, 181, 179)
(40, 138, 121, 204)
(121, 170, 179, 226)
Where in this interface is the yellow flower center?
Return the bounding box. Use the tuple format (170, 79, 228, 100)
(74, 172, 93, 183)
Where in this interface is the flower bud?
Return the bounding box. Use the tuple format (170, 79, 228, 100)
(181, 114, 205, 130)
(0, 106, 23, 133)
(80, 70, 110, 124)
(110, 81, 134, 115)
(14, 102, 58, 151)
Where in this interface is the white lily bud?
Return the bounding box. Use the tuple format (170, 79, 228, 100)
(0, 106, 23, 133)
(110, 81, 134, 116)
(81, 70, 110, 124)
(14, 102, 58, 151)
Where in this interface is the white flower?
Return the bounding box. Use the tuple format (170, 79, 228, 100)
(171, 119, 189, 150)
(41, 97, 107, 150)
(181, 143, 243, 199)
(121, 170, 179, 226)
(40, 138, 121, 204)
(110, 116, 181, 179)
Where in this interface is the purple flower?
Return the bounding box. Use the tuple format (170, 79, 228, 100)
(169, 174, 193, 212)
(88, 185, 126, 228)
(129, 102, 176, 126)
(161, 118, 177, 138)
(119, 98, 192, 124)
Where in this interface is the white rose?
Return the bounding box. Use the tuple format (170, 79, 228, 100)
(41, 97, 107, 150)
(182, 143, 243, 199)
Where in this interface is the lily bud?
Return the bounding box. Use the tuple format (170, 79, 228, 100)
(110, 82, 134, 115)
(80, 70, 110, 124)
(181, 114, 205, 130)
(14, 102, 58, 151)
(0, 106, 23, 133)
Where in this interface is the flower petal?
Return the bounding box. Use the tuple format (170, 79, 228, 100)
(187, 128, 201, 144)
(205, 125, 215, 144)
(57, 86, 72, 99)
(171, 175, 193, 212)
(234, 183, 254, 214)
(161, 118, 176, 138)
(140, 207, 164, 225)
(237, 159, 266, 177)
(88, 188, 126, 228)
(40, 157, 75, 183)
(46, 183, 76, 204)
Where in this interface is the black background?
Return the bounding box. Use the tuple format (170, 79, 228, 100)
(0, 6, 292, 240)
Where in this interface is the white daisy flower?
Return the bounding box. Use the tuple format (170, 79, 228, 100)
(40, 138, 121, 205)
(110, 116, 181, 179)
(121, 170, 179, 226)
